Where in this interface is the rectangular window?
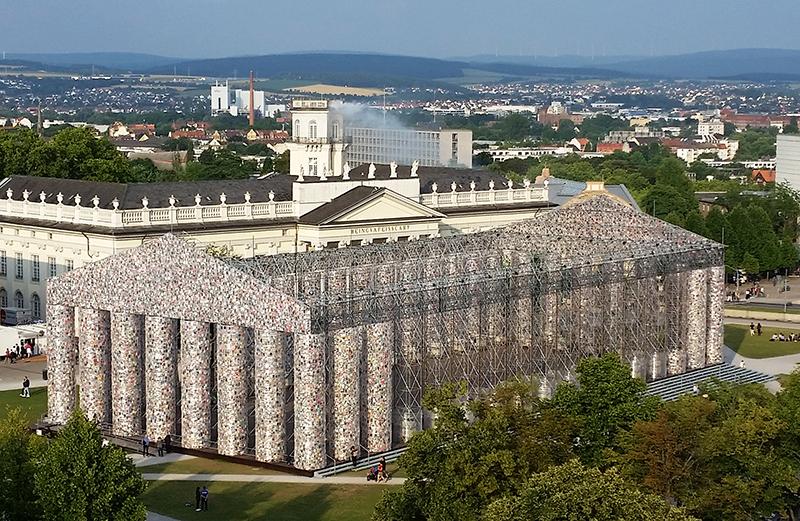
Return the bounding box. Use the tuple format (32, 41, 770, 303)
(48, 257, 57, 278)
(65, 259, 74, 272)
(31, 255, 40, 282)
(15, 253, 23, 280)
(0, 251, 6, 277)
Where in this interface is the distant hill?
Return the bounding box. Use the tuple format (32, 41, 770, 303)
(146, 52, 631, 86)
(148, 53, 467, 80)
(451, 54, 645, 68)
(4, 52, 181, 71)
(8, 48, 800, 83)
(605, 48, 800, 79)
(455, 49, 800, 80)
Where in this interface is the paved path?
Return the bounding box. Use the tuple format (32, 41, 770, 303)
(147, 512, 181, 521)
(0, 355, 47, 391)
(132, 453, 196, 468)
(142, 473, 404, 485)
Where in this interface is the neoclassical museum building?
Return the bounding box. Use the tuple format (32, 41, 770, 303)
(46, 184, 724, 470)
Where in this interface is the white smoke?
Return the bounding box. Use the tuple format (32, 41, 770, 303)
(330, 101, 407, 130)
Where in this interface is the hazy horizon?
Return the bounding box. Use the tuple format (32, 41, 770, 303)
(2, 0, 799, 61)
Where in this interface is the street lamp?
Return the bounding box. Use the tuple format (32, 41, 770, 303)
(725, 264, 740, 302)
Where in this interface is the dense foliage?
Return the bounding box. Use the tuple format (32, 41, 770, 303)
(374, 355, 800, 521)
(0, 408, 147, 521)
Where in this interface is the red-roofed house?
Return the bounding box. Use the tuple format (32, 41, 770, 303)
(597, 142, 629, 154)
(752, 169, 776, 184)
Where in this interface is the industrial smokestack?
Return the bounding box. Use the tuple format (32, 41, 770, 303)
(249, 71, 254, 127)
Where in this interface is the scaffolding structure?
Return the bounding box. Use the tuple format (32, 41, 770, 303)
(46, 192, 724, 471)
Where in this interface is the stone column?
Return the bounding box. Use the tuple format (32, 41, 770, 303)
(47, 305, 77, 424)
(79, 308, 111, 423)
(686, 269, 708, 369)
(294, 333, 326, 470)
(180, 320, 212, 449)
(332, 327, 362, 460)
(145, 316, 178, 438)
(255, 328, 286, 462)
(366, 322, 393, 453)
(705, 266, 725, 365)
(217, 325, 249, 456)
(111, 313, 144, 437)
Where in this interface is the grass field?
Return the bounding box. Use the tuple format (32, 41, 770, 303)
(0, 386, 47, 422)
(724, 324, 800, 358)
(142, 480, 391, 521)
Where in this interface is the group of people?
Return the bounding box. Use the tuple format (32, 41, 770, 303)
(4, 342, 33, 363)
(770, 332, 800, 342)
(140, 434, 171, 457)
(366, 457, 389, 483)
(728, 286, 766, 302)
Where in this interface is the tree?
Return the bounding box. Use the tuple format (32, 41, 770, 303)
(640, 185, 697, 220)
(621, 382, 800, 521)
(34, 409, 147, 521)
(0, 408, 46, 520)
(373, 380, 578, 521)
(126, 158, 160, 183)
(684, 210, 709, 237)
(785, 117, 799, 135)
(485, 460, 698, 521)
(499, 113, 532, 141)
(549, 353, 659, 466)
(741, 251, 761, 275)
(273, 150, 290, 174)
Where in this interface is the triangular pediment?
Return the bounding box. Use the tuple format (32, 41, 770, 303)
(46, 234, 308, 332)
(301, 187, 445, 226)
(335, 192, 442, 223)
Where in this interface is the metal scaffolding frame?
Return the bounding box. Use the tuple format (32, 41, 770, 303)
(47, 194, 724, 470)
(227, 194, 724, 456)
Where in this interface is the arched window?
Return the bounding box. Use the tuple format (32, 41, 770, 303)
(309, 120, 317, 140)
(332, 121, 340, 140)
(31, 293, 40, 319)
(14, 290, 23, 309)
(294, 119, 300, 138)
(0, 288, 6, 308)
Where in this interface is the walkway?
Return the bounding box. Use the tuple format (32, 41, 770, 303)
(131, 452, 403, 484)
(0, 355, 47, 391)
(142, 473, 404, 485)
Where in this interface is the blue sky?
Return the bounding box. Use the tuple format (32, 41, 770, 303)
(2, 0, 798, 59)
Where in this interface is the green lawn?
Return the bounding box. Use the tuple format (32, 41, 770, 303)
(143, 457, 283, 475)
(141, 480, 391, 521)
(724, 324, 800, 358)
(0, 386, 47, 422)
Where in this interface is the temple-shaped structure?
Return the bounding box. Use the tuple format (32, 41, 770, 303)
(46, 188, 724, 470)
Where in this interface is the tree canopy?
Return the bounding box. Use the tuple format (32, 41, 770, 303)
(34, 409, 147, 521)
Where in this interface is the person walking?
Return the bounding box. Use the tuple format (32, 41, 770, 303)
(757, 323, 762, 336)
(141, 435, 150, 456)
(21, 376, 30, 398)
(750, 322, 755, 336)
(195, 487, 202, 512)
(4, 348, 9, 364)
(200, 486, 209, 511)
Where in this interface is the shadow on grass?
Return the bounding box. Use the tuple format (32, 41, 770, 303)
(725, 324, 746, 353)
(142, 480, 344, 521)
